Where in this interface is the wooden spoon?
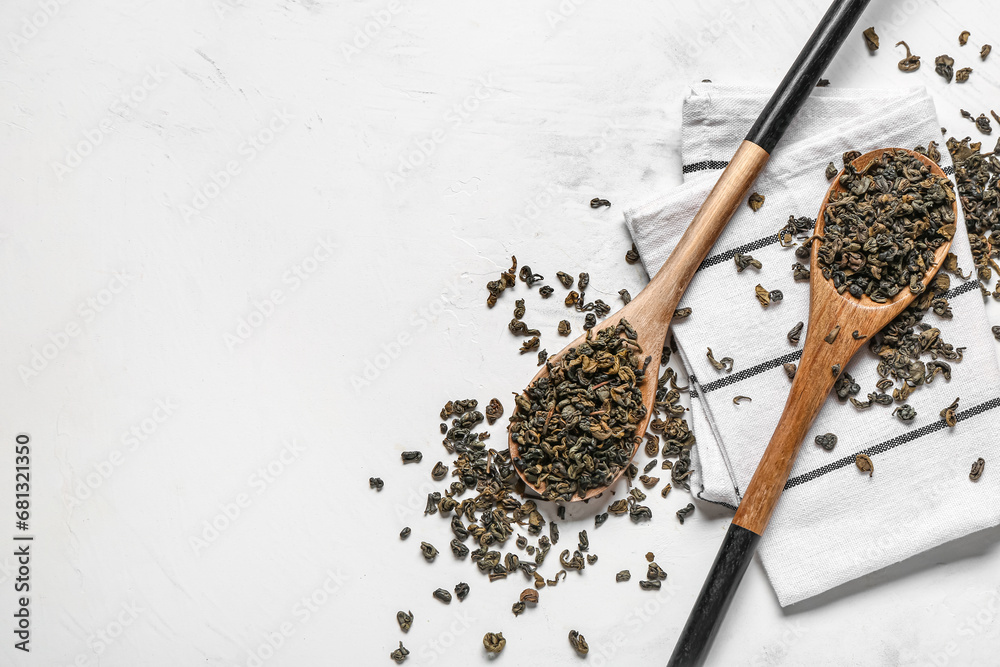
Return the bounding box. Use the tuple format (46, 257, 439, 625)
(667, 147, 957, 667)
(507, 0, 873, 503)
(509, 139, 768, 501)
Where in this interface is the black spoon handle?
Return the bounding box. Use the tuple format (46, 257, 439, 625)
(667, 1, 871, 666)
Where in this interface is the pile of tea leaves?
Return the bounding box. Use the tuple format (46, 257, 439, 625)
(817, 148, 957, 302)
(509, 319, 649, 502)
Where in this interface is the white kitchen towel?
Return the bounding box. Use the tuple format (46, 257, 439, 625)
(624, 83, 1000, 607)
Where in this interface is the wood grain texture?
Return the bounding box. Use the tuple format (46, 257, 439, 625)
(509, 140, 770, 500)
(732, 148, 956, 535)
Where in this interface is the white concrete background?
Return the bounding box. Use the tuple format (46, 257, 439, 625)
(1, 0, 999, 665)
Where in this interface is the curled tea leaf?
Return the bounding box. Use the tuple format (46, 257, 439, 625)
(783, 362, 797, 380)
(896, 40, 920, 72)
(893, 404, 916, 422)
(483, 632, 506, 654)
(557, 319, 571, 336)
(578, 272, 590, 290)
(787, 321, 804, 345)
(661, 483, 672, 498)
(815, 433, 837, 451)
(935, 54, 955, 82)
(863, 26, 879, 51)
(590, 197, 611, 208)
(748, 192, 765, 212)
(400, 527, 411, 540)
(369, 477, 384, 491)
(755, 284, 770, 307)
(852, 330, 867, 340)
(431, 462, 448, 481)
(674, 307, 692, 319)
(825, 161, 838, 179)
(616, 569, 631, 582)
(940, 397, 959, 427)
(982, 44, 992, 60)
(676, 503, 695, 524)
(959, 30, 970, 46)
(556, 271, 574, 288)
(539, 285, 554, 298)
(519, 336, 540, 354)
(625, 243, 640, 264)
(390, 641, 410, 663)
(706, 347, 734, 373)
(485, 398, 504, 425)
(855, 454, 874, 477)
(421, 542, 439, 561)
(956, 67, 972, 83)
(619, 288, 631, 304)
(733, 396, 751, 405)
(734, 252, 762, 272)
(454, 582, 470, 600)
(824, 325, 841, 344)
(569, 630, 589, 656)
(639, 579, 661, 590)
(970, 458, 985, 481)
(397, 610, 413, 632)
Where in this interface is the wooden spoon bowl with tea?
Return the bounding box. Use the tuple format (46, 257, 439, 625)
(668, 147, 957, 665)
(733, 146, 957, 535)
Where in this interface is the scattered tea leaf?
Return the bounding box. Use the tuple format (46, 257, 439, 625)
(970, 458, 985, 481)
(748, 192, 765, 212)
(855, 454, 874, 477)
(863, 26, 879, 51)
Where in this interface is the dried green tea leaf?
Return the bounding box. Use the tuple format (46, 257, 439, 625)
(970, 458, 985, 481)
(855, 454, 874, 477)
(625, 243, 640, 264)
(676, 503, 695, 524)
(815, 433, 837, 451)
(981, 44, 992, 60)
(863, 26, 879, 51)
(956, 67, 972, 83)
(824, 325, 841, 344)
(935, 54, 955, 82)
(569, 630, 589, 656)
(826, 161, 838, 179)
(940, 397, 959, 427)
(397, 610, 413, 632)
(483, 632, 506, 654)
(783, 362, 797, 380)
(755, 284, 770, 307)
(390, 641, 409, 663)
(893, 404, 917, 421)
(369, 477, 383, 491)
(748, 192, 765, 212)
(787, 321, 804, 345)
(616, 570, 631, 582)
(959, 30, 970, 46)
(896, 40, 920, 71)
(706, 347, 734, 373)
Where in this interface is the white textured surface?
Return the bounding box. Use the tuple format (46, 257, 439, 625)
(1, 0, 999, 666)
